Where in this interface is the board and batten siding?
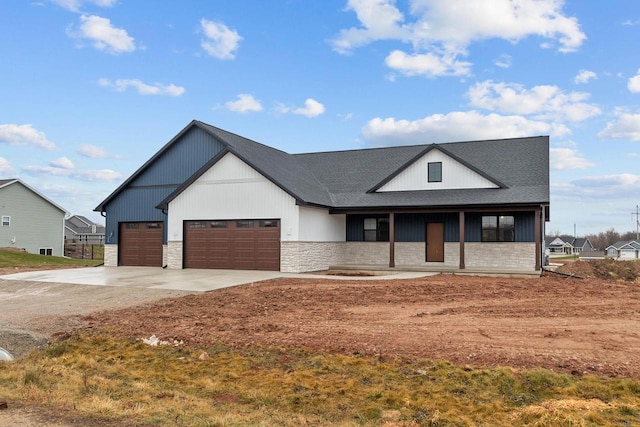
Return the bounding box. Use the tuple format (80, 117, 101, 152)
(0, 182, 65, 256)
(377, 148, 499, 192)
(104, 126, 225, 245)
(167, 152, 300, 242)
(298, 206, 345, 242)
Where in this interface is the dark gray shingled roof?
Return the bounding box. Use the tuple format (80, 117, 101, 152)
(194, 122, 334, 207)
(293, 135, 549, 209)
(112, 120, 549, 211)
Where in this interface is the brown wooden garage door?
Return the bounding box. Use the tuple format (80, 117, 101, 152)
(119, 222, 163, 267)
(184, 219, 280, 270)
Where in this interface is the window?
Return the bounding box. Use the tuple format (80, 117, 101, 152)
(482, 215, 515, 242)
(210, 221, 228, 228)
(236, 220, 254, 228)
(188, 221, 206, 229)
(1, 216, 9, 226)
(124, 223, 139, 229)
(259, 220, 278, 228)
(147, 222, 161, 229)
(428, 162, 442, 183)
(39, 248, 53, 256)
(363, 217, 389, 241)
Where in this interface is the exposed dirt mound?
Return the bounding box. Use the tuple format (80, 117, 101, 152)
(556, 259, 640, 281)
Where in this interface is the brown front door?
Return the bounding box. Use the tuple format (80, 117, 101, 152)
(119, 222, 163, 266)
(426, 222, 444, 262)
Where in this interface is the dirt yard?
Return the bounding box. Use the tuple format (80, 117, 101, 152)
(1, 266, 640, 426)
(84, 272, 640, 379)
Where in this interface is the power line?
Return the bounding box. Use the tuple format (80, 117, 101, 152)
(633, 205, 640, 241)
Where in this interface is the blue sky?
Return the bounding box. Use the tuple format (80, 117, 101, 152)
(1, 0, 639, 236)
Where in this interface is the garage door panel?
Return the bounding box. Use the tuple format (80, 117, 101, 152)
(184, 219, 280, 270)
(119, 222, 163, 267)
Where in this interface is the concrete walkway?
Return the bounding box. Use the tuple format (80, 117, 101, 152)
(0, 267, 436, 292)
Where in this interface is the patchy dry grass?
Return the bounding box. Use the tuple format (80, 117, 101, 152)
(0, 334, 638, 426)
(0, 249, 102, 268)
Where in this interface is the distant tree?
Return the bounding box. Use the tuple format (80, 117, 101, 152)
(586, 228, 621, 250)
(546, 230, 562, 238)
(621, 231, 639, 241)
(545, 231, 573, 241)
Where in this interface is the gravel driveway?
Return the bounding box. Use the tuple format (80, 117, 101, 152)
(0, 278, 191, 358)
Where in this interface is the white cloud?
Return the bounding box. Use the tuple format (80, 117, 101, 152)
(574, 69, 597, 84)
(467, 80, 601, 122)
(98, 78, 185, 96)
(0, 124, 56, 150)
(384, 50, 471, 77)
(0, 157, 14, 174)
(277, 99, 326, 118)
(627, 69, 640, 93)
(494, 54, 512, 69)
(598, 113, 640, 141)
(23, 164, 124, 182)
(200, 19, 242, 60)
(50, 157, 74, 169)
(331, 0, 412, 54)
(77, 144, 118, 158)
(567, 174, 640, 198)
(362, 110, 569, 146)
(550, 147, 594, 170)
(70, 14, 135, 54)
(332, 0, 585, 77)
(293, 99, 326, 117)
(225, 94, 263, 113)
(52, 0, 116, 12)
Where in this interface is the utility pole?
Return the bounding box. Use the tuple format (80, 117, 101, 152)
(633, 205, 640, 241)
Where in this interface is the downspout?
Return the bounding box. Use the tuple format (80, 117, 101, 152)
(161, 206, 168, 268)
(534, 206, 542, 272)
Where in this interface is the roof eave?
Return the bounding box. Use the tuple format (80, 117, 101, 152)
(328, 201, 547, 214)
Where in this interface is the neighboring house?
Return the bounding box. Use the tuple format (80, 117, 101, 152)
(571, 238, 594, 254)
(95, 120, 550, 273)
(544, 236, 593, 256)
(545, 237, 573, 255)
(0, 178, 68, 256)
(65, 215, 105, 244)
(606, 241, 640, 260)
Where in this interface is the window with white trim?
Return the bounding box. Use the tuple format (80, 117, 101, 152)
(1, 216, 9, 226)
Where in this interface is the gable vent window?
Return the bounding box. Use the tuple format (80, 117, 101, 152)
(1, 216, 9, 226)
(364, 217, 389, 242)
(482, 215, 515, 242)
(428, 162, 442, 183)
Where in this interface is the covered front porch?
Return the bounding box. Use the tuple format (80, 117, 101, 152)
(332, 206, 545, 273)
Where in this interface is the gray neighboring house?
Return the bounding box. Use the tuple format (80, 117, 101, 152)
(95, 120, 550, 273)
(0, 178, 68, 256)
(65, 215, 105, 244)
(606, 240, 640, 260)
(571, 238, 594, 253)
